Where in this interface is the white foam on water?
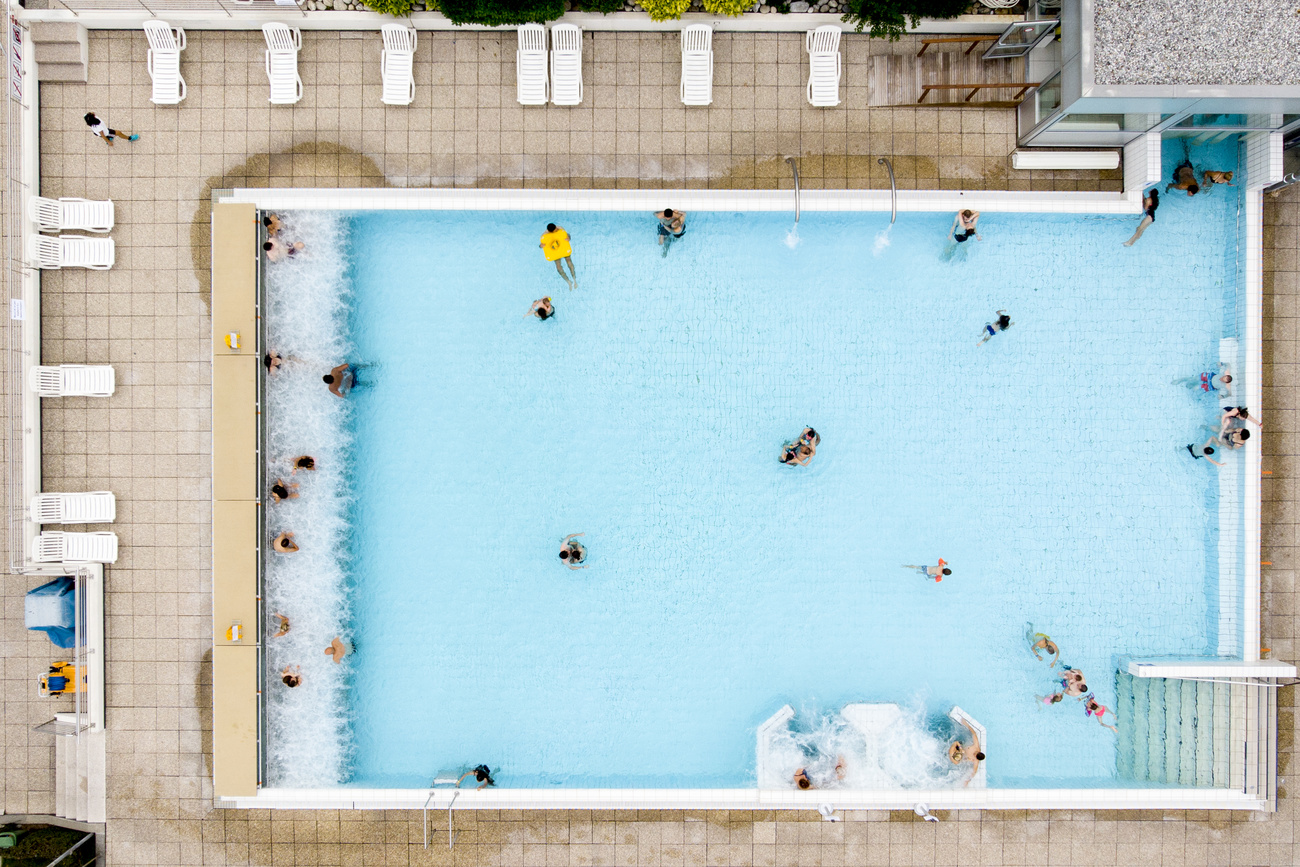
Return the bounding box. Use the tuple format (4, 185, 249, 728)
(758, 703, 967, 790)
(784, 224, 801, 249)
(872, 225, 893, 257)
(261, 210, 356, 787)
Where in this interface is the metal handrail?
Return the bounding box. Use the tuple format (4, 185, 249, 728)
(785, 157, 800, 223)
(877, 158, 896, 224)
(1264, 173, 1300, 195)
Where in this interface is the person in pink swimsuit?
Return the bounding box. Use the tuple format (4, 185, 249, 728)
(1084, 694, 1118, 732)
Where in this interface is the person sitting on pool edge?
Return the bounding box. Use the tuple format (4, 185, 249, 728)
(560, 533, 587, 570)
(977, 310, 1013, 346)
(527, 297, 554, 321)
(457, 765, 496, 790)
(949, 209, 981, 243)
(540, 223, 577, 290)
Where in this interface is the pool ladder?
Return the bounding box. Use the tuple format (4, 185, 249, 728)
(786, 156, 800, 223)
(878, 157, 897, 224)
(423, 775, 462, 850)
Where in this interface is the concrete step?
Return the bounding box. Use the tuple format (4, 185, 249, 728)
(85, 730, 106, 824)
(1195, 680, 1214, 786)
(33, 39, 87, 66)
(54, 732, 68, 819)
(75, 722, 89, 822)
(29, 21, 86, 46)
(1212, 681, 1230, 786)
(36, 62, 88, 83)
(1178, 679, 1196, 786)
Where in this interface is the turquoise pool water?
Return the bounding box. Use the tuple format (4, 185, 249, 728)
(265, 143, 1241, 789)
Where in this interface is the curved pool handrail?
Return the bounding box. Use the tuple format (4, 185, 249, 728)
(878, 157, 896, 224)
(785, 156, 800, 223)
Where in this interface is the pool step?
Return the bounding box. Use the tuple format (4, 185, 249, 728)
(1114, 672, 1244, 788)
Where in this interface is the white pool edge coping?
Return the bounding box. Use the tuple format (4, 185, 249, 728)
(218, 786, 1270, 812)
(217, 186, 1141, 214)
(221, 183, 1271, 811)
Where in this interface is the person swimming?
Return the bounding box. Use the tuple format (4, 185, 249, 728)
(458, 764, 496, 789)
(1037, 691, 1064, 706)
(272, 531, 299, 553)
(1025, 625, 1059, 667)
(903, 559, 950, 581)
(270, 478, 299, 503)
(1175, 363, 1232, 396)
(281, 665, 302, 688)
(977, 310, 1013, 346)
(1186, 439, 1224, 467)
(291, 455, 316, 474)
(1084, 694, 1118, 732)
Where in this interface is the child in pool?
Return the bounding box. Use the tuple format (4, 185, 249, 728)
(977, 311, 1012, 346)
(1084, 694, 1118, 732)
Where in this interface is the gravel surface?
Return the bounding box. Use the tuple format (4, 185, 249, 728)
(1093, 0, 1300, 86)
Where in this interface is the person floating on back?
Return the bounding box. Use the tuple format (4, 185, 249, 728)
(540, 223, 577, 290)
(560, 533, 587, 570)
(977, 310, 1012, 346)
(1186, 439, 1224, 467)
(949, 209, 981, 243)
(84, 112, 138, 146)
(1174, 363, 1231, 397)
(1166, 159, 1199, 196)
(1123, 188, 1159, 247)
(903, 559, 949, 582)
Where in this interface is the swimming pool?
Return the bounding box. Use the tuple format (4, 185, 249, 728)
(257, 143, 1252, 794)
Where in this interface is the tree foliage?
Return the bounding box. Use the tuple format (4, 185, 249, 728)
(841, 0, 970, 41)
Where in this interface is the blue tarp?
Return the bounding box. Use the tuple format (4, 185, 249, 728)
(25, 576, 75, 649)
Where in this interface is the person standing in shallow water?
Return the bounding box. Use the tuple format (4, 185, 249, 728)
(540, 223, 577, 289)
(949, 209, 981, 243)
(1166, 159, 1199, 196)
(560, 533, 587, 570)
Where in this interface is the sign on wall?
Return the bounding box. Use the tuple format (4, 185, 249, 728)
(9, 16, 22, 102)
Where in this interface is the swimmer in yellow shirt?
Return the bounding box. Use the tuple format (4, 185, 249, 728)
(540, 223, 577, 289)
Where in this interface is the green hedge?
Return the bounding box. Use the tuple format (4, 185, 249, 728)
(841, 0, 969, 40)
(640, 0, 692, 20)
(438, 0, 567, 26)
(702, 0, 751, 15)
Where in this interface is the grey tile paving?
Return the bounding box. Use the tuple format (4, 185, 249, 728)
(1, 26, 1295, 867)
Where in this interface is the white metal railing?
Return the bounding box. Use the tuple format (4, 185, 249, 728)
(44, 0, 306, 17)
(3, 0, 28, 574)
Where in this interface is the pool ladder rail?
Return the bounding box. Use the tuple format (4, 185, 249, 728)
(879, 157, 897, 224)
(785, 156, 800, 223)
(423, 774, 462, 850)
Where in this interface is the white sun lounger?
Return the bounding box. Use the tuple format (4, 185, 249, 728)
(263, 23, 303, 105)
(380, 24, 417, 106)
(806, 25, 842, 108)
(28, 196, 114, 233)
(680, 25, 713, 106)
(31, 492, 116, 525)
(550, 24, 583, 106)
(144, 19, 186, 105)
(29, 365, 116, 398)
(27, 235, 115, 270)
(516, 23, 548, 106)
(34, 531, 119, 565)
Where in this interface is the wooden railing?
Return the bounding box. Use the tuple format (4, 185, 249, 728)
(915, 36, 998, 57)
(917, 82, 1040, 104)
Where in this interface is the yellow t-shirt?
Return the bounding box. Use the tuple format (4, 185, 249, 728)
(540, 228, 572, 261)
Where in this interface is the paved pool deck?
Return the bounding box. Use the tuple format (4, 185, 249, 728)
(1, 27, 1297, 866)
